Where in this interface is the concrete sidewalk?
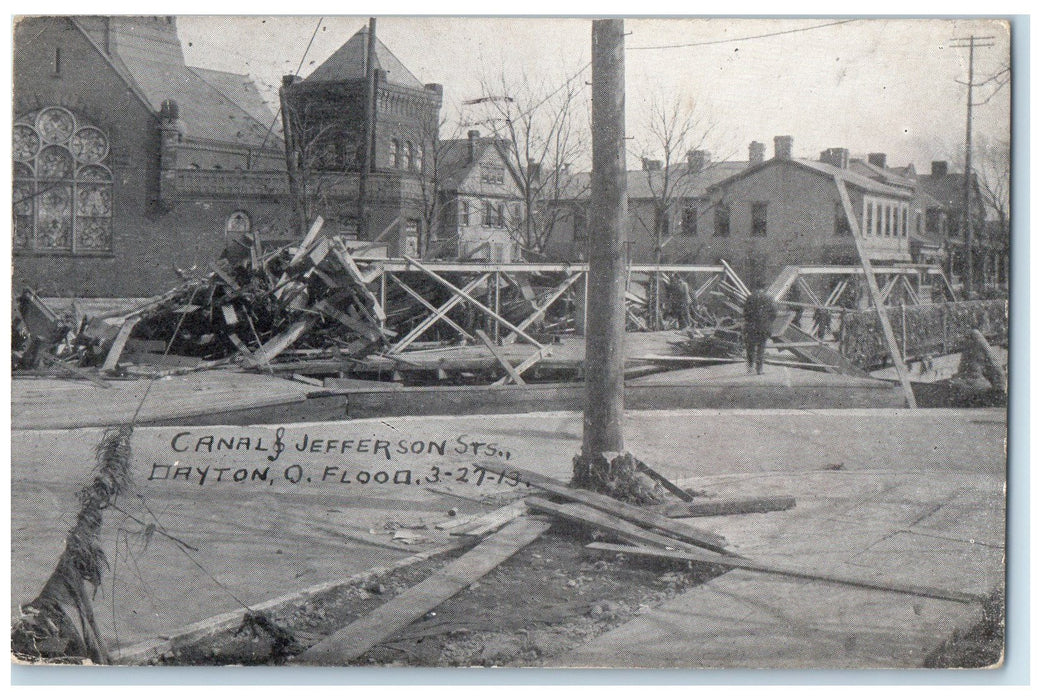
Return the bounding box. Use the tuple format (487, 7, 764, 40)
(554, 411, 1006, 668)
(11, 408, 1005, 666)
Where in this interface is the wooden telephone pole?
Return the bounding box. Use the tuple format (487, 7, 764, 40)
(582, 19, 628, 460)
(358, 17, 378, 240)
(950, 34, 994, 297)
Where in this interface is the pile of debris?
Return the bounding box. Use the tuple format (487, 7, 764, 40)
(14, 217, 392, 378)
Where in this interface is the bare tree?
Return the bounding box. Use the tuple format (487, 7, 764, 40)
(415, 107, 466, 258)
(279, 81, 365, 238)
(471, 66, 591, 258)
(973, 135, 1011, 286)
(631, 93, 716, 328)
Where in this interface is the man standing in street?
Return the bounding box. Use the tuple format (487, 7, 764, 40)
(743, 283, 777, 374)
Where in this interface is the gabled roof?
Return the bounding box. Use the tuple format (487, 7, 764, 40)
(188, 66, 282, 140)
(849, 159, 917, 191)
(436, 137, 522, 192)
(304, 26, 424, 89)
(707, 157, 914, 199)
(69, 17, 281, 149)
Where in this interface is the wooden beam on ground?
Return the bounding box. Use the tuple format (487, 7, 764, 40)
(585, 542, 985, 605)
(227, 333, 265, 370)
(526, 496, 712, 553)
(634, 462, 693, 502)
(294, 516, 552, 665)
(835, 176, 917, 408)
(475, 462, 728, 553)
(658, 495, 796, 518)
(475, 329, 525, 385)
(403, 255, 546, 350)
(101, 317, 141, 372)
(450, 499, 529, 537)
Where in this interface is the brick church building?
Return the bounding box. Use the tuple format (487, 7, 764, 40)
(12, 16, 294, 297)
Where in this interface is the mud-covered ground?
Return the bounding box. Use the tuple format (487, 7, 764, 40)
(157, 521, 727, 667)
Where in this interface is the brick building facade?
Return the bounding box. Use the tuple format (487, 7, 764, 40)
(12, 16, 294, 298)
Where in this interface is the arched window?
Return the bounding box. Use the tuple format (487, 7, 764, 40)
(390, 139, 400, 168)
(226, 210, 252, 238)
(414, 143, 423, 172)
(405, 141, 415, 171)
(13, 107, 113, 254)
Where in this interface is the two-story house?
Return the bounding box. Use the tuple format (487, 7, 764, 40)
(700, 137, 915, 285)
(432, 130, 525, 263)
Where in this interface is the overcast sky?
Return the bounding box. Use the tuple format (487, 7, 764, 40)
(176, 15, 1009, 173)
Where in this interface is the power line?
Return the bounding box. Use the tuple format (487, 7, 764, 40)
(628, 19, 858, 51)
(258, 16, 324, 152)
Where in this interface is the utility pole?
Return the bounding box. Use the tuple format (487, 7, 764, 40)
(358, 17, 378, 240)
(950, 34, 994, 298)
(581, 19, 628, 460)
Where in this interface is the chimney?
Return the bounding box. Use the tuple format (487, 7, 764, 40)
(748, 141, 765, 164)
(468, 129, 480, 162)
(774, 135, 793, 160)
(868, 152, 887, 169)
(931, 160, 949, 177)
(819, 147, 850, 169)
(687, 149, 709, 173)
(527, 159, 542, 181)
(641, 158, 662, 171)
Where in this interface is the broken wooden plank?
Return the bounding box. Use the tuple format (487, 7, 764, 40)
(451, 500, 529, 537)
(489, 346, 547, 387)
(253, 319, 312, 365)
(314, 299, 382, 342)
(39, 350, 111, 389)
(525, 497, 712, 553)
(475, 462, 728, 553)
(227, 333, 264, 370)
(288, 216, 325, 267)
(209, 261, 241, 290)
(221, 304, 239, 326)
(475, 329, 525, 385)
(101, 317, 141, 372)
(634, 462, 693, 502)
(585, 542, 986, 605)
(294, 516, 552, 665)
(658, 495, 797, 518)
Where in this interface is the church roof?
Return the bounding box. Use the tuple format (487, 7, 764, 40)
(70, 16, 281, 149)
(303, 26, 424, 89)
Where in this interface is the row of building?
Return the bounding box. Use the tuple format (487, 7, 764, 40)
(12, 16, 1008, 298)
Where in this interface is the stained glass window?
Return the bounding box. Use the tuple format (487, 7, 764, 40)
(13, 107, 113, 254)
